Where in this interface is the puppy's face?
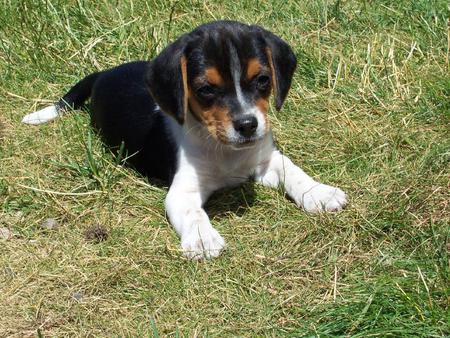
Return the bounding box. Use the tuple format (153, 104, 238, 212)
(183, 38, 272, 146)
(147, 21, 297, 148)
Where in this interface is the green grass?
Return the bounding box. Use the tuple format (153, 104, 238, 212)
(1, 0, 449, 336)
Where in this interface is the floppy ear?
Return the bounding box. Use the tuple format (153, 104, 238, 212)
(262, 30, 297, 111)
(146, 40, 188, 124)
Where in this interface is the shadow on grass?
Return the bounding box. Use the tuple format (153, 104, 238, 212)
(204, 182, 256, 218)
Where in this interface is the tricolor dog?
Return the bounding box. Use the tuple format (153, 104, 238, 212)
(23, 21, 347, 260)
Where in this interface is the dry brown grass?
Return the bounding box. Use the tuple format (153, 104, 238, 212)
(1, 0, 448, 336)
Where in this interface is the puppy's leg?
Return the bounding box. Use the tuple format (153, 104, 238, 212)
(255, 150, 347, 212)
(165, 177, 225, 260)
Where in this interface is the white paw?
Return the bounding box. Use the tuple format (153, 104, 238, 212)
(181, 224, 225, 260)
(299, 183, 347, 213)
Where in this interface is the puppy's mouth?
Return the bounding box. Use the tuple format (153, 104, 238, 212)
(226, 135, 264, 149)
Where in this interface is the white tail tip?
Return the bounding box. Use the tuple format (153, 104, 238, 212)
(22, 105, 60, 125)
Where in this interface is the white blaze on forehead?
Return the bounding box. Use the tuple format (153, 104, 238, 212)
(224, 43, 267, 142)
(229, 45, 248, 109)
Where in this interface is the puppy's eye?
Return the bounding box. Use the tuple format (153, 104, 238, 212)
(196, 85, 216, 99)
(256, 75, 270, 90)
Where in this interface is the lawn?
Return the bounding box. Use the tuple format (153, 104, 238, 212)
(0, 0, 449, 336)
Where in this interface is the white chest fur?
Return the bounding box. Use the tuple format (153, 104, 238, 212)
(167, 113, 275, 191)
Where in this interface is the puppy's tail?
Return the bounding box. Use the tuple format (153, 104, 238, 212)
(22, 71, 102, 125)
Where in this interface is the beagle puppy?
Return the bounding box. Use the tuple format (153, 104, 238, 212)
(22, 20, 347, 260)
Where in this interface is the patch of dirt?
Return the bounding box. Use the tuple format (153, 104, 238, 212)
(84, 224, 109, 243)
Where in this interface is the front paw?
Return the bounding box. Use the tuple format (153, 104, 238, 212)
(298, 183, 347, 213)
(181, 224, 225, 260)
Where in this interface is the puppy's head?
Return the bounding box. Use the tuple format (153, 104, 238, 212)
(146, 21, 296, 147)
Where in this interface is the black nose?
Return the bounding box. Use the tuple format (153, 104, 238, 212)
(233, 115, 258, 138)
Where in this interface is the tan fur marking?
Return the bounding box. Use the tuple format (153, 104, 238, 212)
(266, 48, 278, 99)
(205, 67, 224, 86)
(256, 97, 269, 114)
(180, 56, 189, 118)
(187, 91, 204, 122)
(256, 97, 270, 130)
(246, 58, 262, 80)
(188, 92, 231, 143)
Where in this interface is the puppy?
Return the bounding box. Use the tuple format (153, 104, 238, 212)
(23, 20, 347, 260)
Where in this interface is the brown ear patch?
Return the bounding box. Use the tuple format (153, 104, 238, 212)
(180, 56, 189, 120)
(246, 58, 262, 80)
(205, 67, 224, 86)
(266, 48, 278, 103)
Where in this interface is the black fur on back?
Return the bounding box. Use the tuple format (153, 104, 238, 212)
(60, 61, 178, 183)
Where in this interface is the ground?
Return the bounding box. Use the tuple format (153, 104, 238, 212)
(0, 0, 449, 336)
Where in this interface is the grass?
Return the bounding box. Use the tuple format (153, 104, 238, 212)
(0, 0, 449, 336)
